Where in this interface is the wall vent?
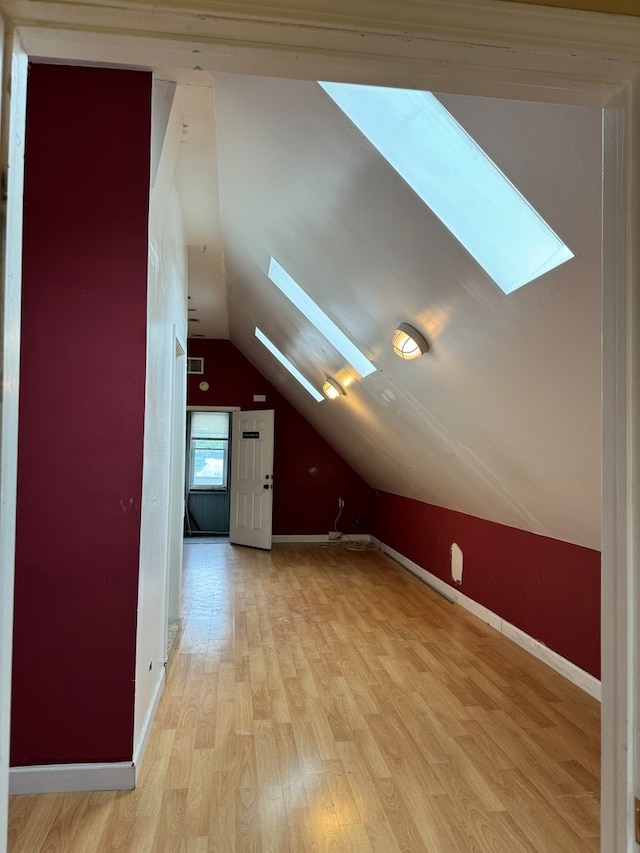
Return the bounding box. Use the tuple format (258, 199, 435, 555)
(187, 357, 204, 374)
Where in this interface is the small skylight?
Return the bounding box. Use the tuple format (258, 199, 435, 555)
(268, 257, 375, 377)
(319, 82, 574, 294)
(255, 327, 324, 402)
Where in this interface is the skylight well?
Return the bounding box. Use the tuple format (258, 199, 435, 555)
(268, 257, 375, 377)
(319, 82, 574, 294)
(255, 327, 324, 402)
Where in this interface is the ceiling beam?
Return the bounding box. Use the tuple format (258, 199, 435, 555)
(4, 0, 640, 105)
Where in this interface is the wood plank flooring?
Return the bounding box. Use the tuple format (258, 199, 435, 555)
(8, 542, 600, 852)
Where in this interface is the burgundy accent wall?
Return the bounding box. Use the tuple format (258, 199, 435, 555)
(11, 65, 151, 765)
(374, 491, 601, 678)
(187, 339, 373, 534)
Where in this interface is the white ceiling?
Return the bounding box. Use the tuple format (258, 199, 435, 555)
(173, 71, 602, 550)
(174, 81, 229, 339)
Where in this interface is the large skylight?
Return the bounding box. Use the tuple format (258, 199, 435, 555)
(319, 82, 574, 294)
(268, 257, 375, 377)
(255, 327, 324, 402)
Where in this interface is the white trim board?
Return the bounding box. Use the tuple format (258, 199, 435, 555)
(378, 541, 601, 701)
(272, 533, 372, 543)
(133, 664, 165, 785)
(9, 762, 135, 795)
(0, 25, 27, 847)
(186, 405, 240, 412)
(11, 1, 640, 106)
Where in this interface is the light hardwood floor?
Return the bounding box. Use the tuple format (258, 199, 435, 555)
(8, 542, 600, 852)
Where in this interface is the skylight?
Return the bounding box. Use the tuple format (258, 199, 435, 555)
(268, 257, 375, 377)
(319, 82, 574, 294)
(254, 327, 324, 402)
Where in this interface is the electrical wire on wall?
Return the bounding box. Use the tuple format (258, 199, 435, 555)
(321, 497, 378, 551)
(333, 501, 342, 536)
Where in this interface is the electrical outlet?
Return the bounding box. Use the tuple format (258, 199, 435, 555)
(338, 497, 344, 508)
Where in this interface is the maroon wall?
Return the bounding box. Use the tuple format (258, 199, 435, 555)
(187, 339, 374, 534)
(374, 491, 601, 678)
(11, 65, 151, 765)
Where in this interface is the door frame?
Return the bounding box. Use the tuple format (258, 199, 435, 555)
(600, 82, 640, 849)
(0, 21, 26, 851)
(184, 405, 239, 536)
(1, 3, 640, 849)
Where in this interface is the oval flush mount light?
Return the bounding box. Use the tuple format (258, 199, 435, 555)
(391, 322, 429, 360)
(322, 377, 346, 399)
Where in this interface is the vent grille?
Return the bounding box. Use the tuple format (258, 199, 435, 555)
(187, 357, 204, 374)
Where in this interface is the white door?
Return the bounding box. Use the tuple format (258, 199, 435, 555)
(229, 410, 275, 550)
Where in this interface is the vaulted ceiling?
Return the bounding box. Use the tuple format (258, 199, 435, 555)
(173, 71, 602, 550)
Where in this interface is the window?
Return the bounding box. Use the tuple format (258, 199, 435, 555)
(255, 326, 325, 401)
(319, 82, 574, 294)
(267, 257, 375, 377)
(187, 411, 230, 490)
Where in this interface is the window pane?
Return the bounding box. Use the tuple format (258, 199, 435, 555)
(191, 439, 228, 488)
(187, 412, 231, 490)
(319, 82, 573, 293)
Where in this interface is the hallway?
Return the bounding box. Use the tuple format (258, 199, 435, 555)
(8, 542, 600, 851)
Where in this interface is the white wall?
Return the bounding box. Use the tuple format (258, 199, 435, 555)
(0, 26, 26, 853)
(167, 336, 186, 625)
(133, 79, 188, 765)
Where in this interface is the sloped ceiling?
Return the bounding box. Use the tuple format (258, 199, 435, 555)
(177, 72, 602, 550)
(175, 81, 229, 339)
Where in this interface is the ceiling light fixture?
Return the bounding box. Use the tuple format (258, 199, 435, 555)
(322, 377, 346, 399)
(391, 323, 429, 360)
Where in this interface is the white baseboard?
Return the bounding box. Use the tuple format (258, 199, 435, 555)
(272, 533, 372, 543)
(133, 666, 165, 784)
(379, 541, 601, 701)
(272, 534, 326, 543)
(10, 668, 167, 795)
(9, 761, 135, 795)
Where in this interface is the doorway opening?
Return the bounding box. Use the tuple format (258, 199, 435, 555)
(1, 6, 638, 847)
(184, 408, 234, 539)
